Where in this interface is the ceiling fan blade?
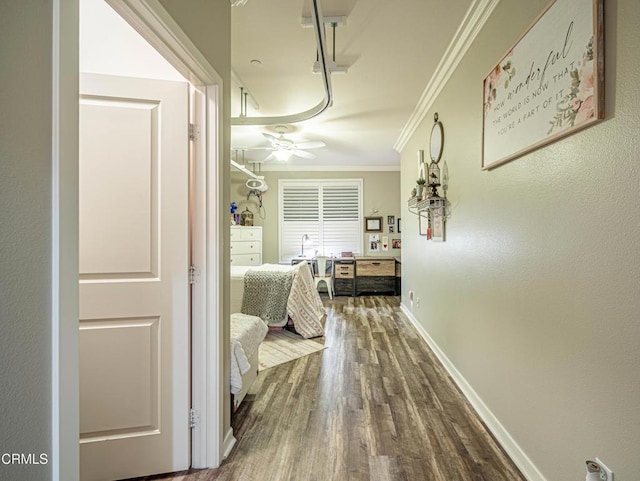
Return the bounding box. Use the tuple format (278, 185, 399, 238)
(263, 152, 276, 162)
(293, 149, 316, 159)
(295, 140, 326, 149)
(239, 146, 273, 151)
(262, 132, 279, 144)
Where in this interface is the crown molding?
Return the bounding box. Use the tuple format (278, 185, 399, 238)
(394, 0, 501, 152)
(258, 164, 400, 172)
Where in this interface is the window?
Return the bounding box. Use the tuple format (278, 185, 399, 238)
(279, 179, 363, 262)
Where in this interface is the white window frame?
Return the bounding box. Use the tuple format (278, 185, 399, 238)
(278, 179, 363, 262)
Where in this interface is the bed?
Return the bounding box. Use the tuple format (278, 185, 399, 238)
(230, 313, 268, 409)
(230, 262, 325, 339)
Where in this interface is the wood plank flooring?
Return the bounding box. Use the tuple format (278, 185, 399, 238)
(136, 296, 525, 481)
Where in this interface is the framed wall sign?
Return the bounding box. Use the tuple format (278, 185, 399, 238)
(364, 216, 382, 232)
(482, 0, 604, 170)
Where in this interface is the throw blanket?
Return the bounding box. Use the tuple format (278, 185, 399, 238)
(230, 313, 268, 394)
(286, 262, 325, 339)
(241, 269, 294, 325)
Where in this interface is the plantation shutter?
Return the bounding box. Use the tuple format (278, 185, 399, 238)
(321, 185, 360, 257)
(280, 185, 320, 261)
(279, 179, 362, 262)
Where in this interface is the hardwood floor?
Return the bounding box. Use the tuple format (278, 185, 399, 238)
(138, 296, 525, 481)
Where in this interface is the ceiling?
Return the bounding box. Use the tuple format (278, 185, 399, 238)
(230, 0, 473, 170)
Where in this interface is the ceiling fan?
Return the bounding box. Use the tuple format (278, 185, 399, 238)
(248, 126, 326, 161)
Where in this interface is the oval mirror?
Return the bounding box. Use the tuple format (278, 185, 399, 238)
(430, 116, 444, 163)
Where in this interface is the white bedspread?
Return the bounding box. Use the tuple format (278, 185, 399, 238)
(230, 313, 268, 394)
(230, 262, 325, 338)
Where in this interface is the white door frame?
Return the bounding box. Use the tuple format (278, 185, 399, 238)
(53, 1, 227, 478)
(105, 0, 228, 469)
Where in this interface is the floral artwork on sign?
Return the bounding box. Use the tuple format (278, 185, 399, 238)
(482, 0, 604, 170)
(547, 37, 596, 134)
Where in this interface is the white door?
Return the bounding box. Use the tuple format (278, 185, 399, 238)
(78, 73, 190, 481)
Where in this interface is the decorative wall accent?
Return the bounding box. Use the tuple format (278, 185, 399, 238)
(365, 216, 382, 232)
(482, 0, 604, 170)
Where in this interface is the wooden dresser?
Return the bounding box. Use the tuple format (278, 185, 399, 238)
(354, 257, 397, 296)
(333, 257, 356, 296)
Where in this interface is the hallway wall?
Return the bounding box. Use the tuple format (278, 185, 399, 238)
(400, 0, 640, 480)
(0, 1, 79, 480)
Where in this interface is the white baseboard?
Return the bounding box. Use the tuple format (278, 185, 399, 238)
(399, 303, 547, 481)
(222, 428, 237, 460)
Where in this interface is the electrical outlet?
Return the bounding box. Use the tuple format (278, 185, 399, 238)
(596, 458, 614, 481)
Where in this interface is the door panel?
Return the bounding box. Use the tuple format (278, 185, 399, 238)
(79, 97, 159, 278)
(79, 317, 159, 436)
(79, 73, 189, 481)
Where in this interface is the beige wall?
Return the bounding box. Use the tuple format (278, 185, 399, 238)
(231, 170, 402, 263)
(400, 1, 640, 480)
(1, 1, 79, 480)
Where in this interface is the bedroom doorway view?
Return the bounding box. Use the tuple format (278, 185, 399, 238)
(77, 0, 224, 478)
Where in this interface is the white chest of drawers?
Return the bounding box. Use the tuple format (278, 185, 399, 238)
(230, 226, 262, 266)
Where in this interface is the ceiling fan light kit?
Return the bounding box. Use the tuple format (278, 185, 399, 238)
(274, 149, 294, 162)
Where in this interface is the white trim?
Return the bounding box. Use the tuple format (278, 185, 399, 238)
(205, 83, 229, 467)
(399, 303, 547, 481)
(259, 164, 400, 172)
(105, 0, 226, 469)
(53, 0, 79, 480)
(394, 0, 500, 152)
(223, 428, 237, 459)
(190, 85, 209, 469)
(106, 0, 223, 87)
(52, 3, 62, 478)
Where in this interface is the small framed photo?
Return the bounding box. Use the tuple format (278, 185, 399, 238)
(387, 215, 395, 225)
(365, 216, 382, 232)
(419, 211, 429, 236)
(397, 218, 401, 233)
(392, 239, 401, 249)
(389, 225, 394, 233)
(368, 234, 380, 252)
(431, 206, 445, 242)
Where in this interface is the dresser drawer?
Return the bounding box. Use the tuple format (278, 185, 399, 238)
(240, 227, 262, 241)
(334, 278, 355, 296)
(334, 264, 354, 278)
(230, 241, 261, 255)
(231, 253, 261, 266)
(356, 260, 395, 276)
